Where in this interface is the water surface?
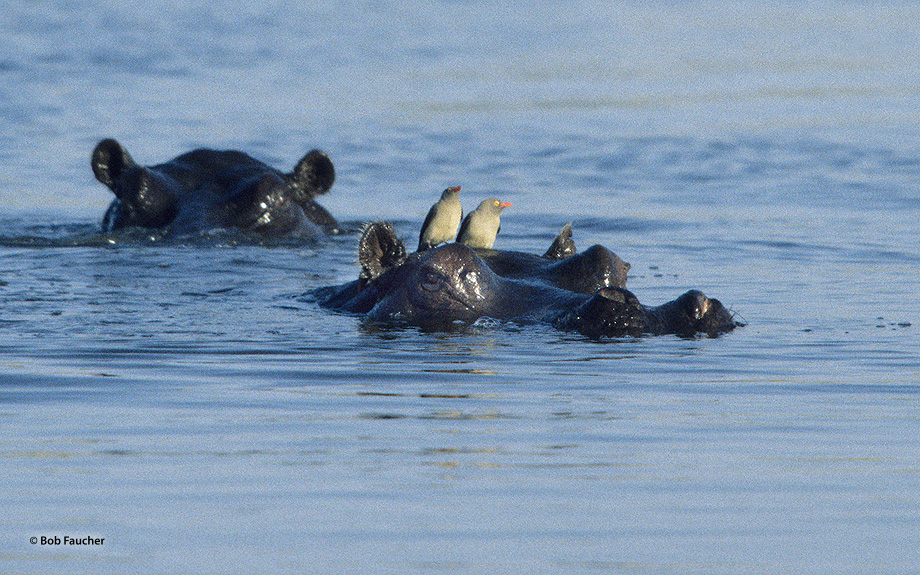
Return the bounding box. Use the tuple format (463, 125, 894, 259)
(2, 1, 920, 573)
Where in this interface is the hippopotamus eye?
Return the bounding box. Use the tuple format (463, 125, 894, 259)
(422, 271, 440, 292)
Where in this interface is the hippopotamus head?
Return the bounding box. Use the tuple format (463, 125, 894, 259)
(314, 222, 741, 338)
(91, 138, 336, 237)
(364, 243, 540, 330)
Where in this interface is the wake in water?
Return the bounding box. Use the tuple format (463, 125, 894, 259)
(0, 218, 364, 248)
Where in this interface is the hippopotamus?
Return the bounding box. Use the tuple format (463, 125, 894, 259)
(311, 222, 741, 338)
(91, 138, 337, 238)
(474, 222, 630, 295)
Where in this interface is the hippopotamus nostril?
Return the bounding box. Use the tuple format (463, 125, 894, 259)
(678, 290, 710, 321)
(693, 292, 710, 321)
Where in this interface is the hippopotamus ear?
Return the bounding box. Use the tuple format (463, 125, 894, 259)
(291, 150, 335, 199)
(359, 222, 407, 280)
(91, 138, 137, 191)
(543, 222, 576, 260)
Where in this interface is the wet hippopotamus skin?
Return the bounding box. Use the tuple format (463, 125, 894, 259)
(91, 138, 337, 238)
(312, 222, 741, 338)
(475, 242, 629, 295)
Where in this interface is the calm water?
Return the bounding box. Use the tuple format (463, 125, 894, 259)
(2, 1, 920, 573)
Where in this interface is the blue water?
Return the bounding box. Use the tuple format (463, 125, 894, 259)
(2, 1, 920, 573)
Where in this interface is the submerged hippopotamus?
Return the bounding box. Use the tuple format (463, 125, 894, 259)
(91, 138, 337, 238)
(312, 222, 741, 338)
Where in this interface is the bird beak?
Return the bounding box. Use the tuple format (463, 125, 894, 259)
(499, 201, 512, 208)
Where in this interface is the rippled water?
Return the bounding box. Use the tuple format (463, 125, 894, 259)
(3, 1, 920, 573)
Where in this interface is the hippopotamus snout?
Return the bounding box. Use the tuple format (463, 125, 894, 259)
(647, 289, 740, 338)
(559, 287, 646, 338)
(683, 291, 739, 337)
